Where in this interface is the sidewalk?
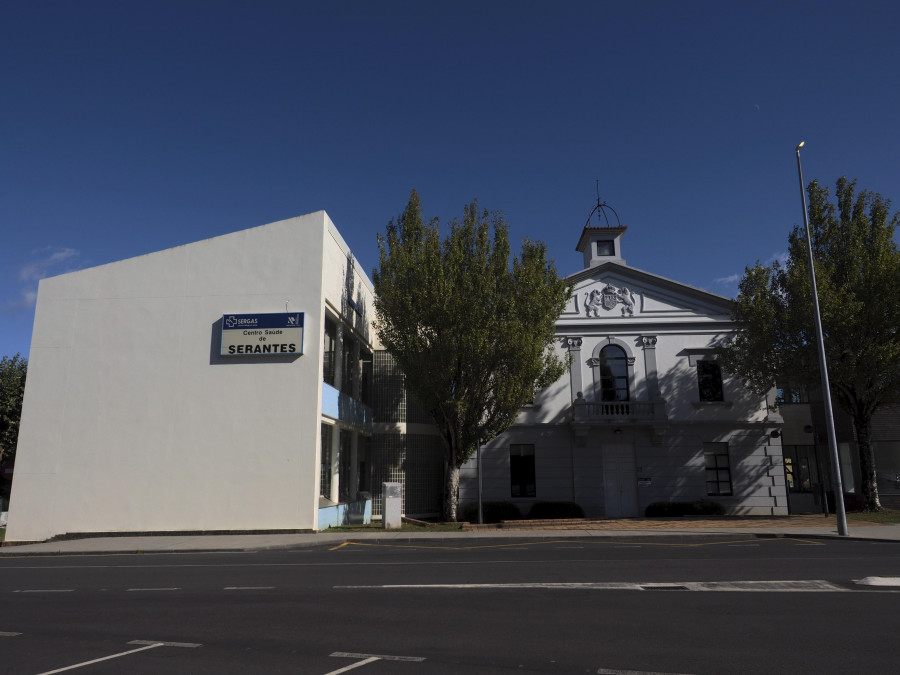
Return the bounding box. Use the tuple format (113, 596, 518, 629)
(2, 515, 899, 556)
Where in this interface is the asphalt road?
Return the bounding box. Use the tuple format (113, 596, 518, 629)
(2, 535, 898, 674)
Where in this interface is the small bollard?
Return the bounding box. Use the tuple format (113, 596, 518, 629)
(382, 482, 402, 529)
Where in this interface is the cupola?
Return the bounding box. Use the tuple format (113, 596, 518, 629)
(575, 195, 626, 269)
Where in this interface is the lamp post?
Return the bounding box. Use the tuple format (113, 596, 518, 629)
(795, 141, 848, 536)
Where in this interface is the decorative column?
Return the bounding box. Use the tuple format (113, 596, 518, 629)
(566, 337, 583, 402)
(641, 336, 660, 399)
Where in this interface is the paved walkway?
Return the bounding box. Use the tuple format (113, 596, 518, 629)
(2, 515, 898, 556)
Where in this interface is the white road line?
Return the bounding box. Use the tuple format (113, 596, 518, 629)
(14, 589, 75, 593)
(854, 576, 900, 587)
(128, 639, 202, 648)
(223, 586, 275, 590)
(34, 642, 164, 674)
(336, 580, 849, 592)
(126, 587, 180, 592)
(0, 631, 22, 636)
(330, 652, 426, 662)
(323, 656, 381, 674)
(597, 668, 694, 674)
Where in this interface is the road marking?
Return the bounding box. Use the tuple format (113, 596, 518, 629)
(14, 589, 75, 593)
(129, 639, 202, 648)
(0, 631, 22, 636)
(224, 586, 275, 590)
(330, 652, 426, 662)
(337, 580, 848, 592)
(598, 668, 694, 674)
(126, 587, 180, 592)
(326, 652, 425, 674)
(324, 656, 381, 674)
(34, 642, 164, 674)
(855, 576, 900, 587)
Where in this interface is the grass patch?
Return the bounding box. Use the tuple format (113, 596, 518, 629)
(322, 522, 464, 533)
(847, 508, 900, 524)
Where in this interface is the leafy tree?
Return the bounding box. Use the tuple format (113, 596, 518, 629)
(373, 191, 570, 521)
(719, 177, 900, 511)
(0, 353, 27, 465)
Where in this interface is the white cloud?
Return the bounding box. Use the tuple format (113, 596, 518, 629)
(768, 251, 789, 266)
(19, 247, 80, 282)
(714, 273, 742, 285)
(7, 247, 84, 310)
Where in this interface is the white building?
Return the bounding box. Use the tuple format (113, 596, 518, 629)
(460, 225, 789, 517)
(6, 212, 378, 542)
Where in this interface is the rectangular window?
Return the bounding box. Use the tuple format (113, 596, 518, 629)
(339, 430, 352, 501)
(703, 443, 732, 497)
(776, 381, 810, 404)
(357, 434, 371, 493)
(341, 333, 357, 396)
(704, 442, 732, 496)
(782, 445, 819, 493)
(323, 317, 337, 386)
(510, 444, 536, 498)
(320, 423, 333, 499)
(697, 360, 724, 402)
(596, 240, 615, 256)
(360, 348, 373, 406)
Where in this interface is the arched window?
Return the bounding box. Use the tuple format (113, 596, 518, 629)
(598, 345, 629, 401)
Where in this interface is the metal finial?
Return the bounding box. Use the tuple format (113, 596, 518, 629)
(585, 182, 622, 229)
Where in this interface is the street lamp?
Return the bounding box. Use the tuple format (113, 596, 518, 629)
(795, 141, 849, 536)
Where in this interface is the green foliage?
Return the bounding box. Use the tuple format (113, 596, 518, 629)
(373, 190, 570, 521)
(644, 500, 725, 517)
(718, 177, 900, 510)
(458, 501, 523, 524)
(0, 354, 27, 464)
(526, 501, 585, 520)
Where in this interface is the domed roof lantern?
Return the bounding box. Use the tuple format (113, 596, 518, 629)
(576, 185, 627, 269)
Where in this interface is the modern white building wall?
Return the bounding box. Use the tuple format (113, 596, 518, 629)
(461, 225, 788, 518)
(7, 211, 377, 542)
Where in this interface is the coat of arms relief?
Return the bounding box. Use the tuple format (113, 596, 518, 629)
(584, 283, 636, 317)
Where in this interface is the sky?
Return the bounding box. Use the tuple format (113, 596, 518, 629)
(2, 0, 899, 359)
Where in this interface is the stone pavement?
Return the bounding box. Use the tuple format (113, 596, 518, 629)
(1, 514, 898, 556)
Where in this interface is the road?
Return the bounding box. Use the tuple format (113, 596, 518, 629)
(1, 535, 898, 674)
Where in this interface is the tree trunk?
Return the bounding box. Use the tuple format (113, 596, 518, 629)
(442, 463, 460, 522)
(853, 413, 882, 511)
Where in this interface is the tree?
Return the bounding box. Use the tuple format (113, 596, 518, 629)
(373, 190, 570, 521)
(0, 353, 28, 465)
(719, 177, 900, 511)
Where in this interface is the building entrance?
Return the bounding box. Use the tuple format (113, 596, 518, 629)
(603, 444, 638, 518)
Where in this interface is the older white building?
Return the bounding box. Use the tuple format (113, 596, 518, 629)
(6, 212, 378, 542)
(461, 224, 788, 517)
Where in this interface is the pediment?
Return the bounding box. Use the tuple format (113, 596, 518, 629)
(561, 262, 732, 323)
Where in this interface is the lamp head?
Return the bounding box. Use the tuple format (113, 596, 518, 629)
(796, 141, 805, 151)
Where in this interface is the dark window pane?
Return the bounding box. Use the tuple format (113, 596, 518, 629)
(698, 360, 724, 402)
(599, 345, 629, 401)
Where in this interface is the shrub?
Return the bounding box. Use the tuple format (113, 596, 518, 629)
(459, 501, 522, 524)
(527, 501, 585, 520)
(645, 500, 725, 517)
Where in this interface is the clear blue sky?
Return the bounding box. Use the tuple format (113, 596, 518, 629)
(2, 0, 898, 359)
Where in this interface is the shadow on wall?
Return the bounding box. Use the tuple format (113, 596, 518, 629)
(344, 252, 370, 344)
(642, 344, 782, 508)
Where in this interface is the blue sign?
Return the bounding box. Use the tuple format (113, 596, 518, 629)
(221, 312, 304, 356)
